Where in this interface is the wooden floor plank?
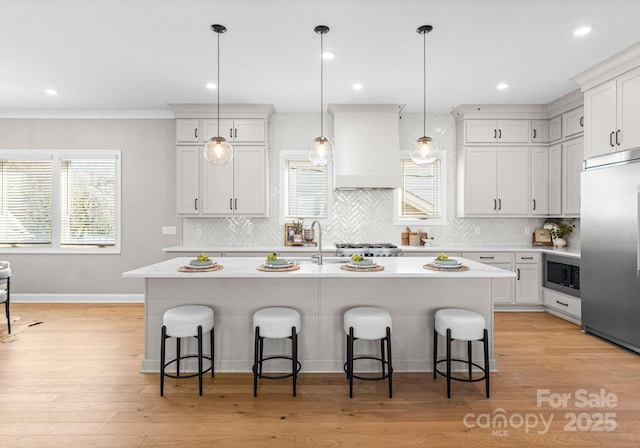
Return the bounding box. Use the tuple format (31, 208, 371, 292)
(1, 304, 639, 447)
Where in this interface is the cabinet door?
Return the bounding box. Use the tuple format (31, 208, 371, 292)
(584, 79, 616, 159)
(531, 120, 549, 143)
(176, 146, 200, 215)
(562, 137, 583, 216)
(233, 146, 268, 215)
(497, 120, 530, 143)
(548, 143, 562, 215)
(201, 156, 234, 215)
(548, 115, 562, 142)
(617, 66, 640, 151)
(202, 119, 234, 142)
(176, 119, 200, 143)
(465, 120, 497, 143)
(530, 147, 548, 215)
(464, 148, 498, 214)
(496, 147, 529, 215)
(515, 263, 541, 304)
(562, 107, 584, 138)
(234, 119, 267, 143)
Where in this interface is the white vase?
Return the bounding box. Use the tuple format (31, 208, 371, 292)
(554, 237, 567, 248)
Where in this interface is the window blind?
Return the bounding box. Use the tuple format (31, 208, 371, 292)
(400, 159, 441, 218)
(0, 160, 52, 244)
(285, 160, 328, 219)
(61, 159, 117, 246)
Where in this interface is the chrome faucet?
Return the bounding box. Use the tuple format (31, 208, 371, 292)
(311, 220, 323, 265)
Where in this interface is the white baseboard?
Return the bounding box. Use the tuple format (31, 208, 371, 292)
(12, 293, 144, 303)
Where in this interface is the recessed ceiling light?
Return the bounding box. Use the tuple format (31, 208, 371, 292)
(206, 82, 217, 90)
(574, 26, 592, 37)
(45, 88, 58, 96)
(322, 51, 335, 60)
(352, 83, 364, 91)
(496, 83, 509, 90)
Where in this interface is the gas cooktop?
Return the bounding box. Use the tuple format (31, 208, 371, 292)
(335, 243, 402, 257)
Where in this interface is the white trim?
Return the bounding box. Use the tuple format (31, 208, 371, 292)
(0, 110, 175, 119)
(12, 293, 144, 303)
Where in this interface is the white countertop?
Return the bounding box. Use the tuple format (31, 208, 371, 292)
(162, 244, 581, 259)
(123, 256, 516, 279)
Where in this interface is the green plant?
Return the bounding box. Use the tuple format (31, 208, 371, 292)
(291, 220, 304, 234)
(550, 222, 574, 239)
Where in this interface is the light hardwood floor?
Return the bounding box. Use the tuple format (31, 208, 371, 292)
(1, 304, 639, 447)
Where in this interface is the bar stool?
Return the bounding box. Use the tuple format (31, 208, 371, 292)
(343, 306, 393, 398)
(0, 261, 11, 334)
(433, 308, 489, 398)
(252, 307, 301, 397)
(160, 305, 214, 396)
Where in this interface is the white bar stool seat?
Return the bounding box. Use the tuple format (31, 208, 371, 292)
(160, 305, 214, 396)
(252, 307, 301, 397)
(433, 308, 489, 398)
(343, 306, 393, 398)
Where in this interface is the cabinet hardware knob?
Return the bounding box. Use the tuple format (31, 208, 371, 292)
(556, 300, 569, 307)
(616, 129, 621, 146)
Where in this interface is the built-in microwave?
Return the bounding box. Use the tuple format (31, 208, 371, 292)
(544, 254, 580, 298)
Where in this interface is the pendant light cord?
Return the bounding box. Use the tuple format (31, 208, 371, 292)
(217, 29, 221, 138)
(422, 29, 426, 137)
(320, 31, 324, 138)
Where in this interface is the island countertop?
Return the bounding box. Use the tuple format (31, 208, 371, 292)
(123, 256, 517, 279)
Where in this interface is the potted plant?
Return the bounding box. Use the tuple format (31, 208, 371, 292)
(549, 221, 574, 248)
(291, 220, 304, 243)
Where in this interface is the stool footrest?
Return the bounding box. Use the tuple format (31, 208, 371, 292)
(253, 355, 302, 380)
(344, 356, 393, 381)
(434, 358, 487, 383)
(163, 354, 213, 380)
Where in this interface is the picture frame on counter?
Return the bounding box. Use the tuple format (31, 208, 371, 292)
(532, 228, 553, 246)
(284, 223, 296, 246)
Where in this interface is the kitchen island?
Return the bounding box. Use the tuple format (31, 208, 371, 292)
(123, 256, 515, 373)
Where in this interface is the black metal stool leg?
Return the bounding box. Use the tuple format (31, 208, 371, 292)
(484, 329, 490, 398)
(197, 326, 203, 396)
(468, 340, 473, 380)
(176, 337, 181, 377)
(446, 328, 452, 399)
(253, 326, 260, 397)
(433, 328, 438, 380)
(5, 278, 10, 335)
(292, 326, 297, 397)
(380, 338, 386, 378)
(348, 327, 354, 398)
(386, 327, 393, 398)
(211, 325, 215, 377)
(160, 325, 167, 396)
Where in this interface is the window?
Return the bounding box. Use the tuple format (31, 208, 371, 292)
(280, 151, 332, 224)
(395, 150, 446, 226)
(0, 150, 121, 253)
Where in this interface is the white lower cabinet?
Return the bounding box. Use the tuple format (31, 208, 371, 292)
(462, 252, 515, 304)
(515, 253, 541, 304)
(543, 288, 581, 324)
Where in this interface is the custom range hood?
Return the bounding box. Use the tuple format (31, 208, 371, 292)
(329, 104, 404, 189)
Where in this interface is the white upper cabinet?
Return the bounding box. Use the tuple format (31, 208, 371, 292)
(562, 137, 583, 216)
(548, 143, 562, 216)
(465, 120, 530, 144)
(176, 118, 267, 144)
(176, 119, 201, 143)
(530, 147, 549, 215)
(176, 146, 201, 215)
(562, 106, 584, 138)
(583, 66, 640, 159)
(458, 147, 529, 216)
(531, 120, 549, 143)
(548, 115, 562, 142)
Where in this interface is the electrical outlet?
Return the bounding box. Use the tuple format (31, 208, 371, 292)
(162, 226, 176, 235)
(196, 228, 202, 237)
(475, 227, 481, 235)
(525, 226, 531, 235)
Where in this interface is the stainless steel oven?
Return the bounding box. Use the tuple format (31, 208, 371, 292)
(543, 254, 580, 298)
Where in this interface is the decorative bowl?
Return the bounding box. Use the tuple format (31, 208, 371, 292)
(265, 259, 288, 266)
(350, 259, 374, 266)
(190, 259, 213, 267)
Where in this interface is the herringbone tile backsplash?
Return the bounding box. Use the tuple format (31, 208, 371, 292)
(183, 113, 579, 249)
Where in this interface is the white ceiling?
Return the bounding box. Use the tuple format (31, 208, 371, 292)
(2, 0, 640, 115)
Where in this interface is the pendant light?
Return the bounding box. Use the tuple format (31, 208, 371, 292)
(308, 25, 334, 166)
(204, 24, 233, 166)
(410, 25, 440, 165)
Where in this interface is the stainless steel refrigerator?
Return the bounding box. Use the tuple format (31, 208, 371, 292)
(582, 147, 640, 353)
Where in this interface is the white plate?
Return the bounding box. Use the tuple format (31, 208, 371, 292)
(346, 262, 378, 269)
(263, 261, 295, 269)
(187, 262, 217, 269)
(432, 261, 462, 269)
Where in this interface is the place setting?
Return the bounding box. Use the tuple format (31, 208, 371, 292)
(177, 253, 224, 272)
(423, 253, 469, 272)
(256, 253, 300, 272)
(340, 254, 384, 272)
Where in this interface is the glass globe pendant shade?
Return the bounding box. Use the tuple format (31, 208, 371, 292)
(308, 136, 334, 166)
(410, 136, 440, 165)
(203, 137, 233, 166)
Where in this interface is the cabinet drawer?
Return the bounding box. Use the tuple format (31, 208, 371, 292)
(515, 252, 540, 263)
(543, 288, 581, 317)
(462, 252, 513, 263)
